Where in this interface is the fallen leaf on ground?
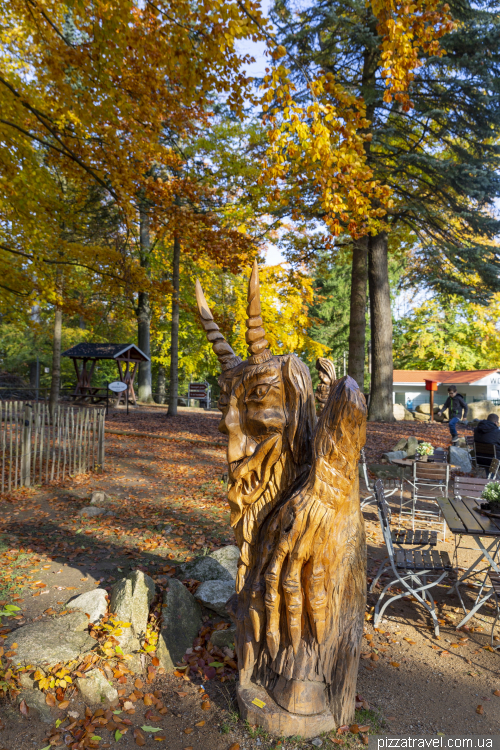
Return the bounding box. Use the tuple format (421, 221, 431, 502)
(201, 701, 210, 710)
(477, 705, 484, 714)
(184, 728, 193, 734)
(494, 690, 500, 697)
(19, 699, 29, 716)
(390, 662, 400, 668)
(195, 721, 205, 727)
(228, 745, 240, 750)
(133, 728, 146, 746)
(45, 693, 56, 707)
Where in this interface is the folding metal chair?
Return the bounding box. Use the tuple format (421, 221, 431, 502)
(489, 458, 500, 481)
(488, 572, 500, 651)
(402, 461, 449, 537)
(371, 480, 452, 635)
(359, 448, 401, 509)
(454, 475, 489, 501)
(429, 448, 447, 463)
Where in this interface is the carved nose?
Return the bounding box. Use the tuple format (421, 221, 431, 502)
(224, 402, 258, 464)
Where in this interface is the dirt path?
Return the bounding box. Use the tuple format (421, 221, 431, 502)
(0, 407, 497, 750)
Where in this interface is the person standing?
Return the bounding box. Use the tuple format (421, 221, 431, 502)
(436, 386, 468, 444)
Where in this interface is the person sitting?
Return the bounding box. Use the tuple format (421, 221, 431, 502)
(474, 413, 500, 468)
(436, 386, 468, 444)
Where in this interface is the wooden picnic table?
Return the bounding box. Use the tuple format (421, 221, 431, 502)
(436, 495, 500, 627)
(391, 457, 460, 469)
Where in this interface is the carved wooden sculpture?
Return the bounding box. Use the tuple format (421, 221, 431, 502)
(196, 262, 367, 738)
(315, 357, 337, 413)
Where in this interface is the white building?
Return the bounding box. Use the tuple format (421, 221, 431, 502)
(393, 370, 500, 411)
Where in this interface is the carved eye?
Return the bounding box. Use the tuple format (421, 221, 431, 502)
(246, 383, 271, 402)
(218, 392, 229, 409)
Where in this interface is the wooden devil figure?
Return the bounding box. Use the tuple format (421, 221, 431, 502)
(195, 261, 367, 737)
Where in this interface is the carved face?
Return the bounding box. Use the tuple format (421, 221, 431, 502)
(217, 354, 316, 531)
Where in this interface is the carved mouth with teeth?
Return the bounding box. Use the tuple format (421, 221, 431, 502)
(228, 433, 282, 518)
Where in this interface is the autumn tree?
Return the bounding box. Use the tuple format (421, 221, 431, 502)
(0, 0, 269, 405)
(263, 0, 500, 419)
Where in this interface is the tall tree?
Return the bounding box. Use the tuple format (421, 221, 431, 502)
(266, 0, 500, 419)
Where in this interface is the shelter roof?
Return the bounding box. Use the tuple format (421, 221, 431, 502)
(62, 343, 149, 362)
(393, 369, 499, 385)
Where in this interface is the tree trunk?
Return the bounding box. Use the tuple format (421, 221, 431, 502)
(157, 365, 166, 404)
(137, 291, 152, 402)
(137, 202, 153, 402)
(168, 234, 181, 416)
(49, 306, 62, 419)
(348, 237, 368, 390)
(368, 232, 394, 421)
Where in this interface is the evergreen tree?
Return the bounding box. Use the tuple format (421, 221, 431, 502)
(272, 0, 500, 419)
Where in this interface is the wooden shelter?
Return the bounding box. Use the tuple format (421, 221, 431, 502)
(62, 343, 149, 404)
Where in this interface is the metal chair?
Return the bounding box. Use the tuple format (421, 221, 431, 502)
(475, 442, 497, 475)
(454, 475, 490, 501)
(488, 572, 500, 651)
(489, 458, 500, 481)
(429, 448, 447, 463)
(371, 480, 452, 635)
(359, 448, 401, 509)
(403, 461, 450, 537)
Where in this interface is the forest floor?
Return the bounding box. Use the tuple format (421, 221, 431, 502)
(0, 406, 497, 750)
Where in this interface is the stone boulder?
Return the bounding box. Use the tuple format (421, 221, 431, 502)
(5, 612, 94, 667)
(157, 579, 202, 672)
(78, 506, 108, 518)
(109, 570, 155, 652)
(413, 411, 429, 422)
(381, 450, 407, 463)
(449, 446, 472, 473)
(416, 403, 431, 414)
(392, 438, 408, 451)
(67, 589, 108, 624)
(406, 436, 419, 457)
(194, 580, 235, 617)
(18, 689, 53, 723)
(394, 404, 415, 421)
(90, 491, 112, 506)
(179, 545, 240, 583)
(211, 626, 237, 648)
(76, 668, 118, 706)
(393, 403, 406, 421)
(467, 400, 500, 421)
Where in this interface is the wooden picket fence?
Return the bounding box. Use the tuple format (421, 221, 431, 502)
(0, 401, 105, 492)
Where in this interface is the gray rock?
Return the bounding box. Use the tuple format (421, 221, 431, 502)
(195, 579, 235, 617)
(5, 612, 94, 667)
(18, 689, 53, 723)
(449, 446, 472, 473)
(76, 668, 118, 706)
(109, 570, 155, 651)
(468, 400, 500, 421)
(179, 545, 240, 583)
(211, 626, 237, 648)
(392, 438, 408, 451)
(18, 672, 36, 689)
(67, 589, 108, 624)
(78, 506, 108, 518)
(407, 436, 419, 457)
(157, 579, 202, 672)
(311, 739, 323, 748)
(382, 450, 407, 463)
(414, 411, 429, 422)
(90, 490, 112, 506)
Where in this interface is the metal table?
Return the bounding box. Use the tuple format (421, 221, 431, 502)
(436, 496, 500, 627)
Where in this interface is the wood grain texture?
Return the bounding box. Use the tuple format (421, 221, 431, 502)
(196, 265, 367, 736)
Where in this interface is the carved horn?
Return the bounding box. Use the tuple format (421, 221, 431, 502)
(246, 260, 270, 358)
(195, 280, 242, 371)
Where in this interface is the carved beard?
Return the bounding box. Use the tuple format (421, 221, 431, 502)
(233, 445, 306, 595)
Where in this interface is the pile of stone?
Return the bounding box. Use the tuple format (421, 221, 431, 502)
(5, 544, 239, 723)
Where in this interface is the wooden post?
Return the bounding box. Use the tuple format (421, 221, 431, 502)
(21, 404, 32, 487)
(97, 409, 105, 471)
(430, 389, 434, 422)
